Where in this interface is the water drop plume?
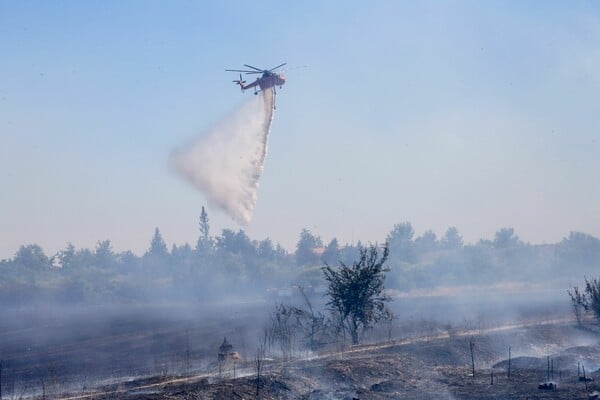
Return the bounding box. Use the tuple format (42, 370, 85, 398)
(172, 88, 275, 225)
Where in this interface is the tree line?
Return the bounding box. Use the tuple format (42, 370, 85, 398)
(2, 209, 600, 306)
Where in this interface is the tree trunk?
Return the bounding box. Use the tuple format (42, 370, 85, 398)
(350, 320, 359, 345)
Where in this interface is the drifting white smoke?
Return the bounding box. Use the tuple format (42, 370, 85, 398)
(172, 89, 275, 225)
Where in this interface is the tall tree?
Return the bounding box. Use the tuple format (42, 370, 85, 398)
(493, 227, 521, 249)
(557, 232, 600, 267)
(414, 230, 438, 254)
(322, 243, 392, 345)
(322, 238, 341, 265)
(386, 222, 415, 262)
(257, 238, 275, 260)
(56, 242, 76, 269)
(199, 206, 210, 241)
(196, 206, 213, 255)
(295, 228, 323, 266)
(234, 230, 256, 257)
(14, 244, 50, 269)
(216, 229, 237, 254)
(95, 240, 114, 267)
(441, 226, 463, 249)
(147, 227, 168, 258)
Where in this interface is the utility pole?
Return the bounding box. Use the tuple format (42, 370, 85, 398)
(507, 347, 511, 379)
(469, 337, 475, 378)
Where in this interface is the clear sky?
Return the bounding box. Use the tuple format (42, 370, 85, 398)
(1, 1, 599, 258)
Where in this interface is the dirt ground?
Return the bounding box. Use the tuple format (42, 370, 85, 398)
(57, 321, 600, 400)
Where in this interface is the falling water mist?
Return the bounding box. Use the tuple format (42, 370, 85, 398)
(172, 89, 275, 224)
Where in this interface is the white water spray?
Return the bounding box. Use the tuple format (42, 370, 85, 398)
(172, 89, 275, 225)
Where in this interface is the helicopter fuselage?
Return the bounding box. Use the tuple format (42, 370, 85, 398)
(244, 72, 285, 92)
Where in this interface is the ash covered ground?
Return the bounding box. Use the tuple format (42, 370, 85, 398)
(2, 292, 599, 399)
(72, 321, 600, 400)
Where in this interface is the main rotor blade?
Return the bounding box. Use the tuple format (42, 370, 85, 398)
(269, 63, 287, 71)
(225, 69, 259, 73)
(243, 64, 263, 72)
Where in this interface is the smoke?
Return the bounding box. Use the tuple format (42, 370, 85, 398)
(172, 88, 275, 224)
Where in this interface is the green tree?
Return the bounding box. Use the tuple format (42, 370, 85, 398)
(257, 238, 275, 260)
(441, 226, 463, 249)
(322, 243, 392, 345)
(14, 244, 50, 269)
(493, 227, 521, 249)
(414, 229, 438, 254)
(322, 238, 341, 265)
(116, 250, 138, 269)
(215, 229, 234, 254)
(199, 206, 210, 241)
(94, 240, 115, 267)
(295, 228, 323, 266)
(56, 242, 76, 269)
(386, 222, 415, 262)
(557, 232, 600, 268)
(216, 229, 254, 256)
(147, 227, 168, 258)
(196, 206, 213, 254)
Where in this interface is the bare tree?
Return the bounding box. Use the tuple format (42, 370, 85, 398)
(383, 309, 396, 341)
(568, 277, 600, 324)
(45, 363, 59, 397)
(261, 325, 272, 356)
(80, 374, 88, 395)
(11, 369, 29, 400)
(290, 287, 330, 351)
(218, 337, 233, 375)
(584, 277, 600, 320)
(254, 345, 265, 399)
(268, 304, 296, 359)
(568, 285, 586, 325)
(469, 336, 476, 377)
(507, 347, 511, 379)
(185, 329, 191, 374)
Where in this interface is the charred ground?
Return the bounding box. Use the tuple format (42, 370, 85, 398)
(52, 319, 600, 399)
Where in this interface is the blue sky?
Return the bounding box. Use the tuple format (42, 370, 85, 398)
(1, 1, 600, 258)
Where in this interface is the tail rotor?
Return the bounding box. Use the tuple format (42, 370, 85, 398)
(232, 74, 246, 91)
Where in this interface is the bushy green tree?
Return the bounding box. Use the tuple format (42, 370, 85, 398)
(414, 229, 438, 254)
(322, 243, 392, 345)
(94, 240, 115, 268)
(493, 227, 521, 249)
(557, 232, 600, 268)
(441, 226, 463, 249)
(56, 242, 76, 269)
(14, 244, 50, 269)
(257, 238, 275, 259)
(295, 229, 323, 266)
(386, 222, 415, 262)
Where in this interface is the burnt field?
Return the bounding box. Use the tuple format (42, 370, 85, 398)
(0, 289, 593, 399)
(0, 301, 271, 398)
(68, 321, 600, 400)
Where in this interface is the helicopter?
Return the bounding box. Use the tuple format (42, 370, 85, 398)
(225, 63, 286, 95)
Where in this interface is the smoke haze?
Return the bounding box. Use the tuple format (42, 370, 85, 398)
(172, 89, 275, 224)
